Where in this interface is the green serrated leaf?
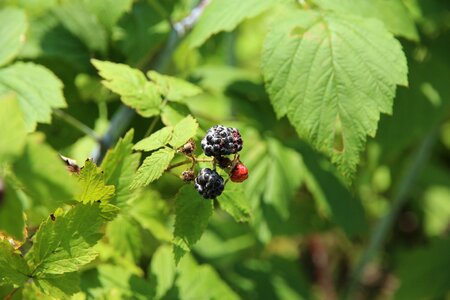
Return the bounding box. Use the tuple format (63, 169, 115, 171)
(150, 245, 176, 299)
(0, 7, 27, 67)
(261, 11, 408, 177)
(81, 0, 133, 30)
(80, 264, 153, 300)
(33, 272, 80, 299)
(133, 127, 173, 152)
(101, 130, 140, 207)
(217, 185, 251, 222)
(244, 135, 302, 220)
(300, 144, 367, 237)
(0, 96, 27, 163)
(14, 135, 77, 210)
(0, 62, 67, 131)
(161, 103, 191, 127)
(130, 148, 175, 189)
(26, 204, 105, 276)
(129, 190, 172, 242)
(147, 71, 202, 102)
(53, 2, 108, 54)
(0, 240, 30, 286)
(173, 186, 213, 263)
(0, 178, 25, 240)
(76, 159, 115, 204)
(188, 0, 277, 48)
(106, 215, 142, 263)
(92, 59, 161, 117)
(115, 2, 168, 66)
(395, 238, 450, 300)
(169, 115, 198, 148)
(313, 0, 419, 41)
(176, 258, 240, 300)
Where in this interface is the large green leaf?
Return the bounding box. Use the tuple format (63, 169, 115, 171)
(169, 115, 199, 148)
(149, 245, 176, 299)
(395, 238, 450, 300)
(188, 0, 277, 48)
(130, 148, 175, 189)
(0, 62, 67, 131)
(244, 136, 303, 220)
(176, 256, 240, 300)
(173, 186, 214, 263)
(217, 184, 252, 222)
(14, 135, 77, 210)
(92, 59, 161, 117)
(80, 264, 152, 300)
(101, 130, 140, 207)
(81, 0, 133, 30)
(261, 11, 408, 177)
(53, 2, 108, 54)
(0, 96, 27, 163)
(147, 71, 202, 102)
(0, 178, 25, 240)
(300, 144, 367, 236)
(106, 215, 142, 263)
(114, 2, 168, 66)
(313, 0, 419, 41)
(75, 159, 115, 204)
(26, 203, 105, 276)
(128, 190, 172, 242)
(33, 272, 80, 298)
(0, 240, 30, 286)
(0, 7, 27, 67)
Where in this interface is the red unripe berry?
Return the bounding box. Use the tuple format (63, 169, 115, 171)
(230, 163, 248, 183)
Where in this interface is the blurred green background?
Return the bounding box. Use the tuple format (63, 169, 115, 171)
(0, 0, 449, 299)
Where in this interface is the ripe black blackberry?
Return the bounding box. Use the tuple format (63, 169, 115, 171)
(201, 125, 243, 157)
(194, 168, 224, 199)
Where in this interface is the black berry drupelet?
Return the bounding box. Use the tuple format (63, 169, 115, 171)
(194, 168, 225, 199)
(201, 125, 243, 157)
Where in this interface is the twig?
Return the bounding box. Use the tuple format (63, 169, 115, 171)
(92, 0, 210, 164)
(344, 129, 437, 299)
(167, 159, 192, 171)
(53, 109, 101, 142)
(144, 99, 169, 137)
(4, 287, 19, 300)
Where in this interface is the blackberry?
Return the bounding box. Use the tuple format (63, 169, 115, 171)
(194, 168, 225, 199)
(201, 125, 243, 157)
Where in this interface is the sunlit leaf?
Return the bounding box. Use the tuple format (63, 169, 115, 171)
(173, 186, 213, 263)
(0, 7, 27, 67)
(0, 62, 67, 131)
(130, 148, 175, 189)
(262, 11, 408, 177)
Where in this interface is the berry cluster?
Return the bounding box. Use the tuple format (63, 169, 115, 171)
(179, 125, 248, 199)
(194, 168, 224, 199)
(201, 125, 243, 157)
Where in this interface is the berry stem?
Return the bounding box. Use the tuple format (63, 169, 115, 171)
(194, 158, 214, 163)
(53, 109, 101, 142)
(167, 159, 192, 171)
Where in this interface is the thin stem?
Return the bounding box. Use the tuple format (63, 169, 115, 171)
(53, 109, 101, 142)
(167, 159, 192, 171)
(91, 0, 210, 163)
(144, 99, 169, 137)
(147, 0, 170, 21)
(345, 130, 437, 299)
(4, 287, 19, 300)
(91, 106, 135, 163)
(194, 158, 214, 163)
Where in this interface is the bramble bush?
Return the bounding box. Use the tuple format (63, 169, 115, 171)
(0, 0, 449, 299)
